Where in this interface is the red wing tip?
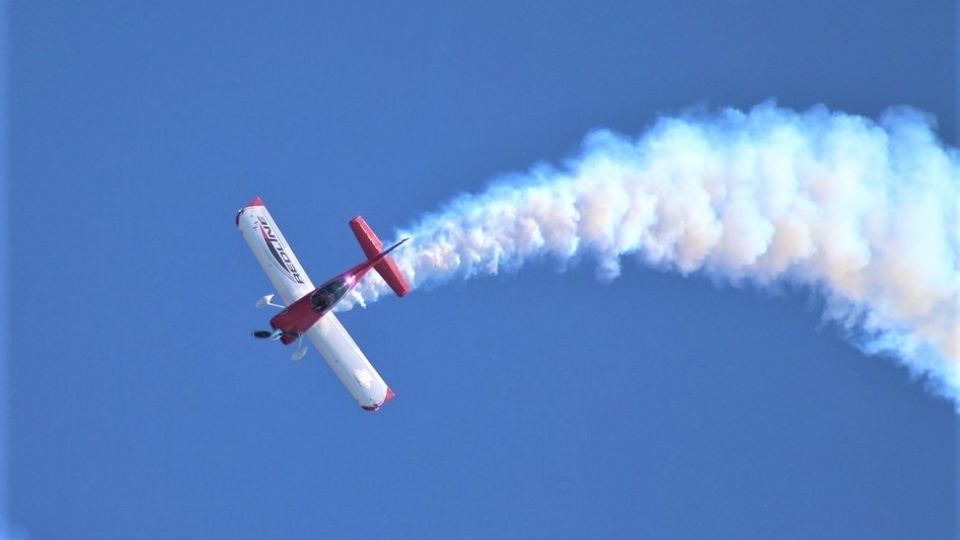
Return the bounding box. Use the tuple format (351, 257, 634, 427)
(360, 389, 396, 412)
(349, 215, 365, 225)
(236, 197, 265, 225)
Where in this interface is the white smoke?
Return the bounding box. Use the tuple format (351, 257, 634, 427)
(341, 102, 960, 408)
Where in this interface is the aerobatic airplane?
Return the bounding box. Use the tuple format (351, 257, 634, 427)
(236, 196, 410, 411)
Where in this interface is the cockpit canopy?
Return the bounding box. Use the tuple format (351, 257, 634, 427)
(309, 275, 352, 314)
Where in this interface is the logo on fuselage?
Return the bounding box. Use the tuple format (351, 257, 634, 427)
(256, 216, 305, 284)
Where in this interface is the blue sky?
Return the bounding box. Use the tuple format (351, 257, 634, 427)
(8, 2, 957, 539)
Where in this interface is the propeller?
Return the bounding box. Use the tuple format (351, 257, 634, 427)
(251, 329, 284, 340)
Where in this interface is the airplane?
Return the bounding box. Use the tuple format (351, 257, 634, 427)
(236, 196, 410, 411)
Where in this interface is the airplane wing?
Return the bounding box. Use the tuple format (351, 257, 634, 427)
(304, 313, 394, 410)
(236, 197, 395, 411)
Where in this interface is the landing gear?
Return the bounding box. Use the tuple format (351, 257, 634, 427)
(255, 294, 285, 309)
(291, 334, 308, 361)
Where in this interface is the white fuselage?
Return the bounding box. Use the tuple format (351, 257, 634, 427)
(237, 201, 392, 410)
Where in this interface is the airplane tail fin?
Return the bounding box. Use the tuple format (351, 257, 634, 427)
(349, 216, 411, 297)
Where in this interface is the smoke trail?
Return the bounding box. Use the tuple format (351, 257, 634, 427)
(341, 102, 960, 408)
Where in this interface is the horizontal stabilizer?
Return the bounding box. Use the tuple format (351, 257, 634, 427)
(349, 216, 410, 297)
